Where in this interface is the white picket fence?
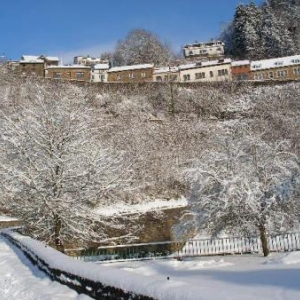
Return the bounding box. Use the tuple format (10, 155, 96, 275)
(178, 232, 300, 256)
(72, 232, 300, 262)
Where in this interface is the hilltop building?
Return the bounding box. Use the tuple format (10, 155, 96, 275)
(91, 63, 110, 82)
(179, 59, 232, 82)
(19, 55, 59, 77)
(73, 55, 108, 66)
(107, 64, 154, 82)
(45, 65, 91, 81)
(183, 41, 225, 62)
(250, 55, 300, 81)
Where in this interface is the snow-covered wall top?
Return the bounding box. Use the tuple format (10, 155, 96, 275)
(0, 216, 19, 222)
(1, 229, 204, 300)
(94, 197, 188, 216)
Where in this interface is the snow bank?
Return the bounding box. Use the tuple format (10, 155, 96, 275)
(94, 197, 188, 216)
(266, 251, 300, 265)
(0, 229, 213, 300)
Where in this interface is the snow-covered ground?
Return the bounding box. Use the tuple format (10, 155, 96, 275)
(2, 228, 300, 300)
(94, 197, 188, 216)
(0, 236, 91, 300)
(99, 253, 300, 300)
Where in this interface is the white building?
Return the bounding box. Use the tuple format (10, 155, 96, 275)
(179, 59, 232, 82)
(91, 63, 110, 82)
(183, 41, 225, 61)
(153, 66, 179, 82)
(73, 55, 108, 66)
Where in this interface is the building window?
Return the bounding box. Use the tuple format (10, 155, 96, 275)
(292, 59, 300, 64)
(195, 72, 205, 79)
(210, 71, 214, 77)
(53, 72, 62, 79)
(141, 72, 146, 78)
(275, 61, 283, 66)
(252, 64, 262, 69)
(269, 71, 274, 79)
(183, 74, 190, 81)
(129, 72, 135, 79)
(254, 73, 264, 80)
(218, 69, 228, 76)
(117, 74, 121, 81)
(100, 74, 105, 81)
(67, 72, 72, 77)
(76, 72, 85, 80)
(156, 76, 162, 82)
(293, 68, 300, 76)
(237, 74, 249, 81)
(277, 70, 287, 77)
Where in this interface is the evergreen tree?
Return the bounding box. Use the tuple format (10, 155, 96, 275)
(221, 0, 299, 59)
(232, 3, 263, 59)
(268, 0, 300, 52)
(261, 5, 295, 57)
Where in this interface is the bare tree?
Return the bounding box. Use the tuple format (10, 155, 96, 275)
(113, 28, 174, 66)
(0, 80, 135, 250)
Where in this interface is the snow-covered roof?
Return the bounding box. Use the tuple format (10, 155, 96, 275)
(153, 67, 179, 74)
(46, 64, 91, 69)
(20, 55, 59, 63)
(108, 64, 154, 73)
(21, 55, 43, 63)
(44, 56, 60, 62)
(93, 63, 110, 70)
(232, 60, 250, 67)
(251, 55, 300, 71)
(179, 58, 232, 70)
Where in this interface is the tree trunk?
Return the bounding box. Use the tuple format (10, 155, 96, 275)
(54, 214, 65, 253)
(168, 81, 175, 117)
(259, 225, 270, 257)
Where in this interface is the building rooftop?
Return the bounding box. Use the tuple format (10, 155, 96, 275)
(20, 55, 59, 63)
(251, 55, 300, 71)
(108, 64, 154, 72)
(232, 60, 250, 67)
(46, 64, 91, 69)
(179, 58, 232, 70)
(153, 66, 179, 74)
(93, 63, 110, 70)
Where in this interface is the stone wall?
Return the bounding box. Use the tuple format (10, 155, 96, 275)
(0, 220, 21, 229)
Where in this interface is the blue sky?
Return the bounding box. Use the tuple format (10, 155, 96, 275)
(1, 0, 261, 63)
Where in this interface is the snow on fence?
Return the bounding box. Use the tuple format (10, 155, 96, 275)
(72, 232, 300, 262)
